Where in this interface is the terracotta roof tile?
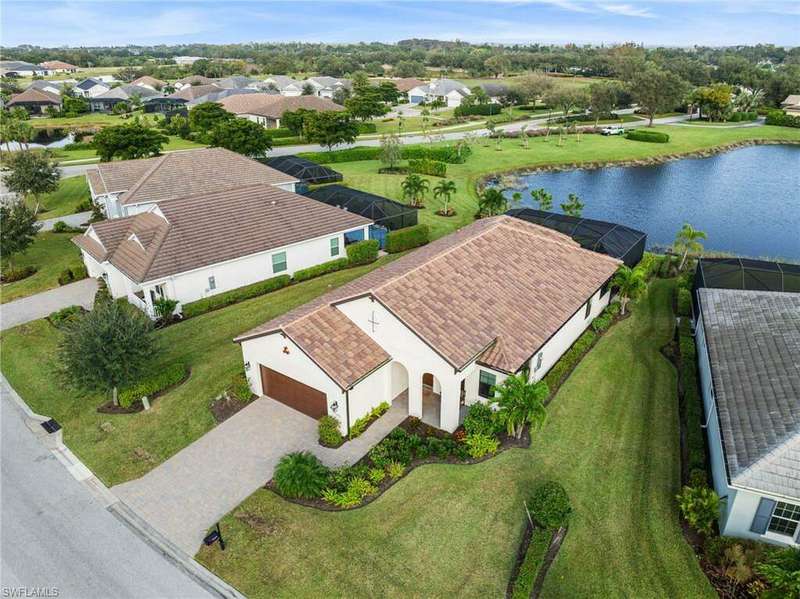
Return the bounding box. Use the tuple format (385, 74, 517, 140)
(219, 94, 344, 119)
(7, 88, 61, 106)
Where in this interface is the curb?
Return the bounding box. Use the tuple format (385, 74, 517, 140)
(0, 374, 246, 599)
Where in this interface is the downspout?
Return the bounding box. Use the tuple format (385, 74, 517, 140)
(344, 390, 351, 437)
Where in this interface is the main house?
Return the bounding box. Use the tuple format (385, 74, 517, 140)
(236, 216, 620, 433)
(407, 78, 471, 107)
(218, 94, 343, 128)
(695, 288, 799, 548)
(86, 147, 297, 218)
(73, 184, 372, 317)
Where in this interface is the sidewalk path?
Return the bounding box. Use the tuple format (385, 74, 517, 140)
(1, 278, 97, 330)
(39, 210, 92, 231)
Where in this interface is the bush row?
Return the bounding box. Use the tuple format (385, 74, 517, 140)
(346, 239, 380, 265)
(385, 224, 430, 253)
(679, 318, 706, 474)
(293, 258, 349, 282)
(119, 362, 188, 408)
(727, 111, 757, 122)
(348, 401, 390, 439)
(298, 144, 471, 165)
(542, 329, 596, 393)
(181, 274, 291, 318)
(58, 265, 88, 286)
(1, 265, 37, 283)
(407, 158, 446, 177)
(52, 220, 83, 233)
(625, 129, 670, 143)
(765, 109, 800, 128)
(454, 103, 504, 117)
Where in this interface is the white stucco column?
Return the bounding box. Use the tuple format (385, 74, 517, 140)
(407, 369, 423, 418)
(439, 378, 462, 433)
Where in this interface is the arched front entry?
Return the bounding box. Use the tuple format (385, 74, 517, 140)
(390, 361, 409, 400)
(421, 372, 443, 428)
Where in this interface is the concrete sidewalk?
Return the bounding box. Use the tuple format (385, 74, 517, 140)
(39, 210, 92, 231)
(1, 278, 97, 330)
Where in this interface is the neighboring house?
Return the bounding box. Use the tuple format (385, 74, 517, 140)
(173, 56, 204, 66)
(407, 78, 471, 107)
(780, 95, 800, 117)
(0, 60, 45, 77)
(168, 83, 225, 102)
(6, 88, 62, 114)
(236, 216, 620, 434)
(479, 82, 511, 103)
(303, 76, 351, 99)
(262, 75, 304, 96)
(185, 87, 258, 107)
(218, 93, 344, 128)
(694, 288, 800, 548)
(173, 75, 216, 90)
(392, 77, 426, 94)
(73, 77, 111, 98)
(89, 85, 161, 112)
(214, 76, 257, 90)
(26, 79, 65, 96)
(130, 75, 166, 91)
(39, 60, 78, 73)
(85, 147, 298, 218)
(72, 184, 371, 317)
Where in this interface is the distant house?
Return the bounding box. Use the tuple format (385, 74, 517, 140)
(479, 82, 511, 103)
(6, 88, 62, 114)
(72, 184, 371, 318)
(214, 76, 257, 90)
(130, 75, 167, 91)
(0, 60, 45, 77)
(173, 56, 204, 66)
(262, 75, 304, 96)
(695, 288, 800, 548)
(168, 83, 225, 102)
(39, 60, 78, 73)
(218, 93, 344, 128)
(173, 75, 216, 90)
(26, 79, 65, 96)
(73, 78, 111, 98)
(85, 147, 298, 219)
(303, 76, 351, 99)
(89, 85, 162, 112)
(781, 95, 800, 117)
(407, 78, 471, 107)
(392, 77, 426, 95)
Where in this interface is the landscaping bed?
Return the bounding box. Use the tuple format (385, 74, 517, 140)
(97, 365, 191, 414)
(210, 394, 249, 424)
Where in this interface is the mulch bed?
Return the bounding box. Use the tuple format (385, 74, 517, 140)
(96, 368, 192, 415)
(210, 394, 250, 424)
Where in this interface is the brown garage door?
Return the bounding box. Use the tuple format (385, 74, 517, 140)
(260, 365, 327, 419)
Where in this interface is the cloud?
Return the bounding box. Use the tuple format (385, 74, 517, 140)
(597, 3, 656, 18)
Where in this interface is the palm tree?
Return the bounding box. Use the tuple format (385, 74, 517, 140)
(433, 179, 457, 216)
(477, 188, 507, 217)
(489, 371, 548, 439)
(401, 174, 429, 208)
(530, 188, 553, 211)
(612, 266, 647, 315)
(560, 193, 584, 217)
(673, 223, 707, 271)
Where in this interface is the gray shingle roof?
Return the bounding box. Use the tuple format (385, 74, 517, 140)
(698, 288, 800, 500)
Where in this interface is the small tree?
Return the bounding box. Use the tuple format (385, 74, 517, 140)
(433, 179, 457, 216)
(477, 188, 507, 217)
(612, 266, 647, 315)
(304, 111, 359, 151)
(0, 200, 41, 268)
(519, 124, 529, 149)
(400, 173, 429, 208)
(2, 150, 60, 210)
(673, 223, 707, 271)
(530, 188, 553, 211)
(58, 301, 157, 406)
(209, 118, 273, 158)
(588, 81, 620, 126)
(379, 133, 402, 171)
(560, 193, 584, 217)
(301, 83, 315, 96)
(92, 122, 168, 162)
(188, 101, 234, 141)
(489, 371, 548, 439)
(630, 65, 689, 126)
(344, 88, 388, 122)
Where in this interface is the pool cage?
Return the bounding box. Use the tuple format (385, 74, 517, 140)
(263, 155, 343, 186)
(694, 257, 800, 293)
(506, 208, 647, 268)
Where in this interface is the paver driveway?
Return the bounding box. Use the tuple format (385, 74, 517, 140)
(1, 278, 97, 330)
(113, 396, 405, 554)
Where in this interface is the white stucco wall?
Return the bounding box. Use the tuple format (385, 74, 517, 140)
(347, 363, 391, 424)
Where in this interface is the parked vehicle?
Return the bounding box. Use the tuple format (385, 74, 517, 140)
(601, 126, 625, 136)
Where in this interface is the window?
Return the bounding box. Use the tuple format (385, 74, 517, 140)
(272, 251, 287, 273)
(534, 352, 543, 372)
(208, 276, 216, 290)
(768, 501, 800, 537)
(330, 237, 340, 257)
(478, 371, 497, 399)
(585, 297, 593, 318)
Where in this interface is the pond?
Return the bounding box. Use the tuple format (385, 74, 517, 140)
(499, 144, 800, 261)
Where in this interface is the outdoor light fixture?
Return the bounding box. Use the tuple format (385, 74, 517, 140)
(330, 401, 339, 413)
(244, 361, 251, 371)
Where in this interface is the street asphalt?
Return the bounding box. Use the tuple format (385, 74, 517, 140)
(0, 384, 215, 599)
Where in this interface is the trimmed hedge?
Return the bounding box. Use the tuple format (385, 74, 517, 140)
(679, 319, 706, 473)
(298, 144, 471, 165)
(264, 127, 296, 139)
(625, 129, 670, 143)
(408, 158, 446, 177)
(293, 258, 349, 282)
(728, 111, 757, 122)
(542, 329, 596, 392)
(119, 362, 188, 408)
(677, 288, 692, 317)
(765, 110, 800, 128)
(529, 480, 572, 528)
(346, 239, 380, 265)
(58, 265, 88, 286)
(357, 122, 377, 134)
(454, 103, 504, 117)
(181, 274, 291, 318)
(385, 224, 430, 254)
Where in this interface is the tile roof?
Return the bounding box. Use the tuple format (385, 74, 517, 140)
(237, 216, 620, 382)
(219, 94, 344, 119)
(39, 60, 77, 70)
(392, 78, 426, 92)
(131, 75, 166, 88)
(85, 148, 297, 205)
(7, 88, 61, 106)
(92, 85, 162, 101)
(76, 78, 108, 91)
(781, 95, 800, 106)
(263, 75, 301, 90)
(73, 183, 371, 284)
(698, 288, 800, 500)
(175, 75, 216, 86)
(168, 84, 223, 101)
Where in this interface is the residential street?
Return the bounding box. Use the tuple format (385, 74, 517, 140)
(0, 382, 215, 599)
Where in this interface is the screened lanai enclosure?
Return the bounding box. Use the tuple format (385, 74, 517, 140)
(506, 208, 647, 268)
(305, 184, 419, 248)
(694, 258, 800, 294)
(263, 155, 343, 188)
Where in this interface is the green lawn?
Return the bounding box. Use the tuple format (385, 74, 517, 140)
(0, 257, 396, 486)
(195, 280, 713, 599)
(1, 232, 85, 303)
(31, 112, 132, 130)
(27, 176, 90, 220)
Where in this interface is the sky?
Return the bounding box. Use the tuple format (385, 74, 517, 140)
(1, 1, 799, 48)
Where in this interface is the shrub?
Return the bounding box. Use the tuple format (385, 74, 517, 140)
(636, 253, 663, 279)
(357, 122, 377, 134)
(542, 329, 597, 392)
(689, 468, 708, 488)
(590, 312, 613, 333)
(118, 362, 188, 408)
(386, 461, 404, 479)
(228, 372, 252, 402)
(346, 239, 379, 266)
(181, 274, 291, 318)
(625, 129, 670, 143)
(529, 481, 572, 528)
(765, 110, 800, 128)
(368, 467, 386, 484)
(463, 402, 499, 437)
(677, 288, 692, 317)
(57, 265, 88, 286)
(385, 224, 430, 254)
(756, 547, 800, 598)
(465, 433, 500, 458)
(403, 144, 472, 164)
(293, 257, 349, 282)
(48, 305, 84, 329)
(274, 451, 330, 499)
(408, 158, 446, 177)
(454, 104, 504, 117)
(349, 401, 389, 439)
(263, 127, 295, 139)
(322, 475, 377, 508)
(153, 297, 178, 323)
(728, 111, 757, 122)
(1, 265, 37, 283)
(318, 415, 343, 447)
(52, 220, 79, 233)
(677, 485, 720, 535)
